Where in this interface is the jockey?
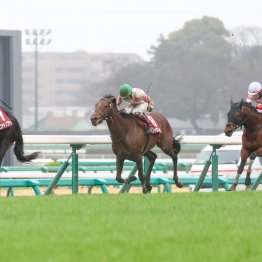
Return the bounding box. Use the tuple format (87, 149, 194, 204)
(117, 83, 157, 133)
(246, 81, 262, 112)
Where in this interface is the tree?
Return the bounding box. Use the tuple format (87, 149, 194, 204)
(91, 17, 262, 134)
(149, 16, 233, 131)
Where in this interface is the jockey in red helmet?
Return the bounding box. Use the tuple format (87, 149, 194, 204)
(117, 83, 159, 133)
(246, 81, 262, 112)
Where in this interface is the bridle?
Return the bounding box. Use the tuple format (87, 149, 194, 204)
(229, 112, 244, 130)
(95, 98, 113, 121)
(226, 104, 254, 131)
(95, 97, 122, 143)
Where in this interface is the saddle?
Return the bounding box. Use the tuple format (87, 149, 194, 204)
(0, 108, 13, 130)
(130, 114, 162, 134)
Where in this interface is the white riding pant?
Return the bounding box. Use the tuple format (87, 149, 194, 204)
(125, 103, 148, 114)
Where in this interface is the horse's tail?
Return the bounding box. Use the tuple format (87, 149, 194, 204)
(13, 130, 40, 163)
(173, 135, 183, 154)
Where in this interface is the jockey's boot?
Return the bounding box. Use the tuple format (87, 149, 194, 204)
(135, 113, 152, 134)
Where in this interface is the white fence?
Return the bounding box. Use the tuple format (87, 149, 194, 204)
(23, 134, 242, 146)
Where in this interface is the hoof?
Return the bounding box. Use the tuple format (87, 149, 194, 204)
(176, 181, 184, 188)
(229, 184, 237, 191)
(146, 184, 152, 192)
(142, 185, 148, 194)
(128, 176, 137, 183)
(116, 178, 125, 184)
(245, 177, 251, 186)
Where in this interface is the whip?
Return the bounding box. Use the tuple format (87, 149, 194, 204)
(0, 98, 12, 110)
(146, 81, 152, 95)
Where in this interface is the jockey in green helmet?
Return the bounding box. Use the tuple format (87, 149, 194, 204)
(119, 84, 133, 99)
(117, 83, 161, 134)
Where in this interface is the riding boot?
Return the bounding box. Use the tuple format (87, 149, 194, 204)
(135, 113, 152, 134)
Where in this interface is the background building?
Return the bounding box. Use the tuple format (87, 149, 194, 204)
(0, 30, 22, 165)
(22, 51, 143, 131)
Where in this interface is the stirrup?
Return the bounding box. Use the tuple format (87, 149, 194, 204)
(145, 126, 153, 134)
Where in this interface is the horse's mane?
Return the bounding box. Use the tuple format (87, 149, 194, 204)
(102, 94, 135, 119)
(103, 94, 115, 100)
(241, 101, 259, 114)
(232, 100, 257, 112)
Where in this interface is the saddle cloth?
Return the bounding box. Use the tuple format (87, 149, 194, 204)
(131, 114, 162, 134)
(0, 109, 13, 130)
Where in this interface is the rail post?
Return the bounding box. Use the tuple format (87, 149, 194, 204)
(71, 144, 83, 194)
(119, 164, 138, 193)
(44, 158, 70, 195)
(193, 144, 221, 192)
(211, 145, 221, 192)
(250, 171, 262, 190)
(193, 158, 211, 192)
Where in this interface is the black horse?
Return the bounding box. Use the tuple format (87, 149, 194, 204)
(0, 107, 39, 165)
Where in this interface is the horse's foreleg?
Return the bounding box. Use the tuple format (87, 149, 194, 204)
(136, 158, 147, 194)
(144, 151, 157, 192)
(230, 149, 250, 190)
(116, 157, 125, 184)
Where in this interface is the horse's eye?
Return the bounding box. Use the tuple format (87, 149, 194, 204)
(235, 112, 241, 119)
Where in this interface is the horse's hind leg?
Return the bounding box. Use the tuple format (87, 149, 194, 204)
(0, 139, 14, 166)
(159, 144, 183, 188)
(144, 151, 157, 192)
(171, 154, 183, 188)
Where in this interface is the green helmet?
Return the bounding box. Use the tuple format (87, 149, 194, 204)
(119, 83, 132, 99)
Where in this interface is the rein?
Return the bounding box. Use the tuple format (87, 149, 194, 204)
(97, 98, 122, 143)
(0, 98, 12, 110)
(231, 106, 262, 135)
(230, 105, 253, 130)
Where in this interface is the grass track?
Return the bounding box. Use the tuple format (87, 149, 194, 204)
(1, 192, 262, 262)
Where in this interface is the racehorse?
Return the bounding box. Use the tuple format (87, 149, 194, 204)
(90, 94, 183, 193)
(224, 99, 262, 190)
(0, 107, 39, 165)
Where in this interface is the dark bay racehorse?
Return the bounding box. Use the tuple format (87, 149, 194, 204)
(0, 107, 39, 165)
(90, 94, 183, 193)
(224, 99, 262, 190)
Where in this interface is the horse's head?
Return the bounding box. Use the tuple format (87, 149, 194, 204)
(224, 99, 245, 137)
(90, 95, 117, 126)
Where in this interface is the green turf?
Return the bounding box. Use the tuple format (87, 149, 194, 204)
(0, 192, 262, 262)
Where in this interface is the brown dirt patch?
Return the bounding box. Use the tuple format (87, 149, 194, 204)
(0, 184, 190, 197)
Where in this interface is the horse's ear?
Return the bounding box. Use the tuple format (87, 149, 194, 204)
(112, 97, 117, 105)
(240, 98, 243, 105)
(230, 97, 233, 106)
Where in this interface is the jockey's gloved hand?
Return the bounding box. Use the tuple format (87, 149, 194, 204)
(256, 104, 262, 112)
(147, 106, 153, 112)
